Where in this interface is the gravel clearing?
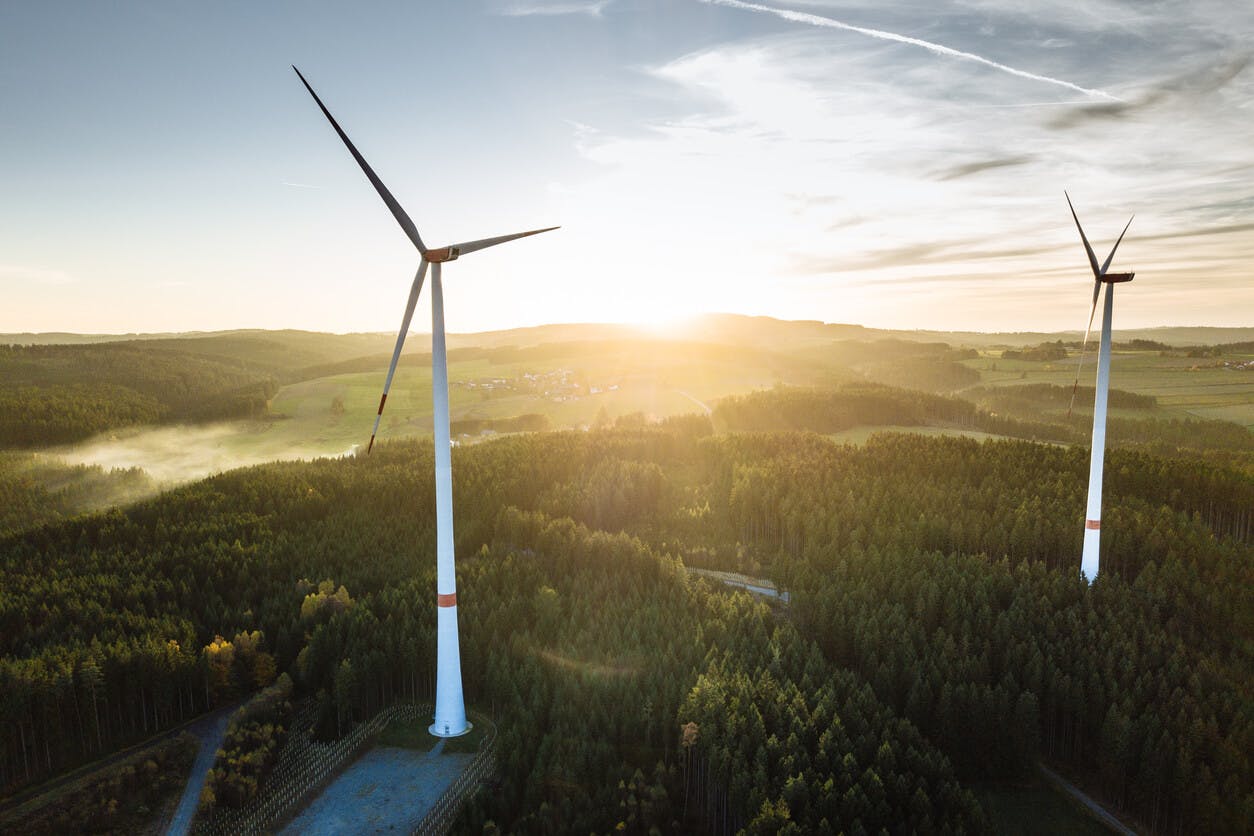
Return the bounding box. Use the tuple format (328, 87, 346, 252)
(279, 741, 471, 835)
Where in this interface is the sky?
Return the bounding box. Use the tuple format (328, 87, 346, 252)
(2, 0, 1252, 336)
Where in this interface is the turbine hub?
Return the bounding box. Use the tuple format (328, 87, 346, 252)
(425, 246, 461, 263)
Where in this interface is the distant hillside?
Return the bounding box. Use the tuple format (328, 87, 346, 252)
(0, 343, 279, 447)
(126, 331, 400, 378)
(898, 324, 1254, 348)
(7, 315, 1253, 352)
(1, 315, 1248, 454)
(439, 317, 1254, 350)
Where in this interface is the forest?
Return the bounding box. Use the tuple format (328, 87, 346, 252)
(0, 344, 278, 446)
(1, 383, 1250, 832)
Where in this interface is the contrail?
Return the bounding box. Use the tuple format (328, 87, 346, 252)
(699, 0, 1122, 102)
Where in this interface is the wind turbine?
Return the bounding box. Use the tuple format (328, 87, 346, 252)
(1064, 192, 1133, 585)
(294, 66, 557, 737)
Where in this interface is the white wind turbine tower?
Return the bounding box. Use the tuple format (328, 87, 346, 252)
(1064, 192, 1134, 585)
(295, 66, 557, 737)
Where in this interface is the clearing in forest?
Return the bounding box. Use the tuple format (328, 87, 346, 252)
(278, 739, 472, 835)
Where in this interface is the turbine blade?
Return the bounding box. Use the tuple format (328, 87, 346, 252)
(1099, 215, 1134, 275)
(1065, 191, 1101, 279)
(1067, 279, 1102, 418)
(292, 66, 427, 255)
(448, 226, 559, 258)
(368, 260, 429, 453)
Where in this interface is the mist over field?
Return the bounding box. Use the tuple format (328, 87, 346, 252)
(50, 422, 358, 486)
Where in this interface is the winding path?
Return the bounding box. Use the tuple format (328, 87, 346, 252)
(676, 390, 712, 415)
(164, 711, 230, 836)
(1038, 764, 1138, 836)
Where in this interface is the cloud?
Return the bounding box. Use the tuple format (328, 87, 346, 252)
(1181, 195, 1254, 221)
(495, 0, 612, 16)
(1136, 221, 1254, 243)
(791, 238, 1060, 274)
(696, 0, 1122, 101)
(935, 155, 1034, 181)
(281, 181, 325, 189)
(1048, 52, 1251, 129)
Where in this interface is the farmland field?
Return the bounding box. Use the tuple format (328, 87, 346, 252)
(963, 347, 1254, 427)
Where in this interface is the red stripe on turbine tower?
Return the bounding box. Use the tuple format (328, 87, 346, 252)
(437, 593, 457, 608)
(1086, 519, 1101, 530)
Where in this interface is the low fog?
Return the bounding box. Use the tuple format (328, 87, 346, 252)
(50, 423, 356, 488)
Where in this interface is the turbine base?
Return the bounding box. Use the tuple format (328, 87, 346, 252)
(429, 720, 473, 739)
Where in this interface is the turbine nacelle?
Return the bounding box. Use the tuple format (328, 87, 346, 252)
(424, 246, 462, 263)
(1100, 272, 1135, 284)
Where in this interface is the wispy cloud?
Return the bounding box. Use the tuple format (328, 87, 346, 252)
(935, 155, 1034, 181)
(1048, 52, 1250, 129)
(0, 264, 77, 285)
(697, 0, 1122, 101)
(281, 181, 324, 189)
(1135, 221, 1254, 243)
(791, 238, 1060, 274)
(495, 0, 612, 16)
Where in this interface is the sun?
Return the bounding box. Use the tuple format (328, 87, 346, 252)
(599, 287, 705, 334)
(620, 304, 701, 336)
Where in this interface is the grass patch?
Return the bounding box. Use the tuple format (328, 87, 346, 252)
(440, 722, 488, 754)
(375, 716, 487, 755)
(972, 779, 1114, 836)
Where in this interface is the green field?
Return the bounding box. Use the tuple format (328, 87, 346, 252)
(257, 336, 1253, 457)
(963, 347, 1254, 427)
(374, 713, 491, 756)
(103, 338, 790, 463)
